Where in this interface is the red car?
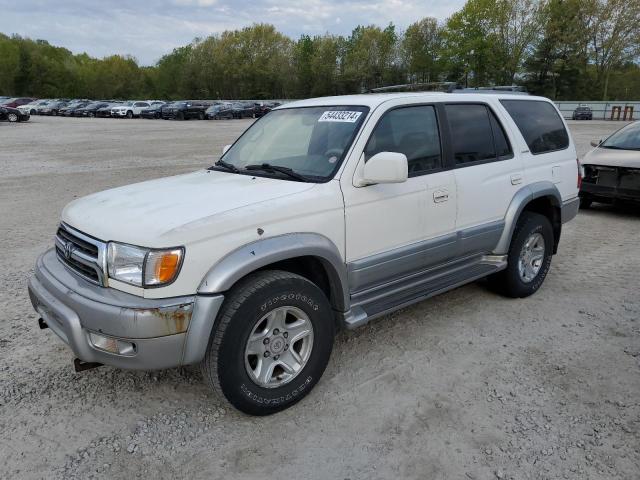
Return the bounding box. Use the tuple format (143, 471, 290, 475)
(2, 97, 35, 108)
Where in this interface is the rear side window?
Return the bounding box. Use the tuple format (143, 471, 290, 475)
(446, 104, 512, 165)
(500, 100, 569, 154)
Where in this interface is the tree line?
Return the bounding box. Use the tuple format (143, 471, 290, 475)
(1, 0, 638, 101)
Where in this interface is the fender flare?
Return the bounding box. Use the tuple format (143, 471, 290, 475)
(494, 181, 562, 254)
(197, 233, 350, 312)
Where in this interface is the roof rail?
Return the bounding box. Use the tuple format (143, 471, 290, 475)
(452, 85, 529, 95)
(367, 83, 528, 95)
(368, 82, 458, 94)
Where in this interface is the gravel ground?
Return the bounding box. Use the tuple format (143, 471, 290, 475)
(0, 116, 638, 480)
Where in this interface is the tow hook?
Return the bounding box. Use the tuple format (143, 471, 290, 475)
(74, 358, 103, 372)
(37, 318, 48, 330)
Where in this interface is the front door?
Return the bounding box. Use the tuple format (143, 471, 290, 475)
(342, 104, 457, 293)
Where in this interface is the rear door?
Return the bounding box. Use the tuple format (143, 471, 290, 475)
(445, 102, 524, 248)
(499, 99, 576, 200)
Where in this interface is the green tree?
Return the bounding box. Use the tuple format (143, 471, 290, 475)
(402, 18, 444, 83)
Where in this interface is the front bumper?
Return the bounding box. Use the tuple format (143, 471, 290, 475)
(581, 166, 640, 203)
(28, 249, 224, 370)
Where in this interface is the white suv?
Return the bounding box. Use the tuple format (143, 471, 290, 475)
(29, 93, 580, 415)
(111, 101, 150, 118)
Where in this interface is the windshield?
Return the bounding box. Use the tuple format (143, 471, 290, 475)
(218, 106, 369, 181)
(601, 122, 640, 150)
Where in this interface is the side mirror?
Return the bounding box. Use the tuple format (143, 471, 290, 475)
(590, 139, 602, 147)
(222, 144, 232, 155)
(361, 152, 408, 185)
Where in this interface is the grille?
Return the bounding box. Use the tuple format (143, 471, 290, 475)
(583, 165, 640, 190)
(55, 224, 106, 285)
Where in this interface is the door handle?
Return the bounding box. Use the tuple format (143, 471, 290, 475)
(510, 174, 523, 185)
(433, 190, 449, 203)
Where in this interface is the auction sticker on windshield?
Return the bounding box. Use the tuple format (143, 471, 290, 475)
(318, 111, 363, 123)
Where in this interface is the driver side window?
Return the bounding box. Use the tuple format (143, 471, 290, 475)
(364, 105, 442, 176)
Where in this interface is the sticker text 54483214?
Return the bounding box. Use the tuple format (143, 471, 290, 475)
(318, 111, 362, 123)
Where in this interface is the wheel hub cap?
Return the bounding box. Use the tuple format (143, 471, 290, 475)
(244, 306, 314, 388)
(518, 232, 545, 283)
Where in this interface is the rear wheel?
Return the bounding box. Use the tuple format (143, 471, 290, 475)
(489, 212, 553, 298)
(177, 111, 184, 120)
(201, 270, 334, 415)
(198, 111, 205, 120)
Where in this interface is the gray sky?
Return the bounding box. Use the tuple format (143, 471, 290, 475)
(0, 0, 464, 65)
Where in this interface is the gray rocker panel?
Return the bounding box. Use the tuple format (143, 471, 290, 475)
(197, 232, 350, 312)
(347, 220, 504, 294)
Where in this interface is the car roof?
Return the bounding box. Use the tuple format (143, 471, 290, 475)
(278, 92, 551, 110)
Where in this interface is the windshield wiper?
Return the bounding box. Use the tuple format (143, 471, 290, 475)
(244, 163, 310, 182)
(211, 159, 240, 173)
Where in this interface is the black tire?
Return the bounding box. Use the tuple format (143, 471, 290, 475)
(579, 197, 592, 209)
(126, 110, 133, 119)
(177, 111, 184, 120)
(7, 113, 18, 122)
(201, 270, 334, 415)
(198, 111, 205, 120)
(489, 212, 553, 298)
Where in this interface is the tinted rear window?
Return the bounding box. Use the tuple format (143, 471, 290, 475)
(446, 104, 498, 165)
(500, 100, 569, 154)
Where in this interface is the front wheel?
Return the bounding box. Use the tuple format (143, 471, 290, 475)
(201, 271, 334, 415)
(7, 113, 18, 122)
(126, 110, 133, 119)
(489, 212, 553, 298)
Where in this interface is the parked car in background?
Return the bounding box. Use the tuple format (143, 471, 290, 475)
(59, 101, 90, 116)
(580, 121, 640, 207)
(1, 97, 35, 108)
(73, 101, 111, 117)
(0, 105, 30, 122)
(38, 100, 68, 116)
(230, 102, 256, 119)
(111, 101, 150, 118)
(572, 106, 593, 120)
(161, 101, 209, 120)
(205, 103, 234, 120)
(140, 102, 168, 119)
(19, 100, 50, 115)
(254, 102, 281, 118)
(95, 103, 119, 118)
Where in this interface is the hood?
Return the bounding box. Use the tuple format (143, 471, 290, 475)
(582, 146, 640, 169)
(62, 170, 315, 247)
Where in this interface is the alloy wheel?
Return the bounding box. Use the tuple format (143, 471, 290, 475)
(244, 306, 314, 388)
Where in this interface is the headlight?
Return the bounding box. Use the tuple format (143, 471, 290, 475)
(107, 242, 184, 287)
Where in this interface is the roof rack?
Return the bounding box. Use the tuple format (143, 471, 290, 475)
(453, 85, 528, 95)
(368, 82, 458, 94)
(367, 83, 528, 95)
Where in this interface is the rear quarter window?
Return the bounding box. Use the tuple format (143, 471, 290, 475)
(500, 100, 569, 155)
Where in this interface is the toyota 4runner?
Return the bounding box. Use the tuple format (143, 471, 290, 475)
(28, 93, 580, 415)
